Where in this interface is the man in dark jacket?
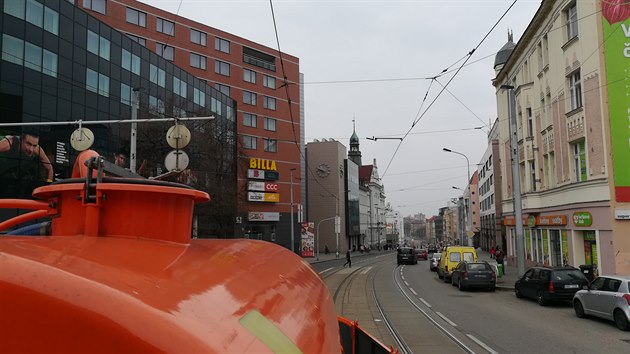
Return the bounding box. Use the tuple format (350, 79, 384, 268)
(343, 250, 351, 268)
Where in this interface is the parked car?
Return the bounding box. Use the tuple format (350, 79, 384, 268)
(429, 253, 441, 271)
(451, 262, 496, 291)
(437, 246, 477, 282)
(515, 266, 588, 306)
(573, 275, 630, 331)
(397, 247, 417, 265)
(417, 249, 428, 261)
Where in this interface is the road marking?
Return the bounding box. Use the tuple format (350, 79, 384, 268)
(419, 297, 432, 308)
(361, 266, 372, 274)
(466, 334, 498, 354)
(410, 288, 418, 296)
(319, 267, 334, 274)
(404, 281, 410, 287)
(401, 275, 405, 281)
(436, 312, 457, 327)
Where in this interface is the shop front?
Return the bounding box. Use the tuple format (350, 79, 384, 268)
(503, 206, 612, 272)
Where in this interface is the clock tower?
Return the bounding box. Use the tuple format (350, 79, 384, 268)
(348, 119, 362, 166)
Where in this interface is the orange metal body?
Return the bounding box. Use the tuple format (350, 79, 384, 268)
(0, 178, 395, 353)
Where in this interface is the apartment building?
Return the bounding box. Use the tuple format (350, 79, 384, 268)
(493, 0, 630, 274)
(478, 119, 503, 252)
(77, 0, 303, 247)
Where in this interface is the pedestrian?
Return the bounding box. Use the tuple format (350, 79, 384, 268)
(343, 249, 351, 268)
(490, 246, 496, 259)
(0, 131, 54, 198)
(325, 245, 330, 254)
(495, 247, 505, 274)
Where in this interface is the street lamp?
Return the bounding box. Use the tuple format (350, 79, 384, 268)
(443, 148, 471, 183)
(290, 168, 296, 254)
(452, 186, 463, 191)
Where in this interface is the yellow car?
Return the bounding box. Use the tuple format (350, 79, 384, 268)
(437, 246, 477, 282)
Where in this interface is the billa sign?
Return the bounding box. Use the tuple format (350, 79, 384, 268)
(248, 181, 279, 192)
(248, 169, 280, 181)
(247, 192, 280, 203)
(249, 158, 277, 171)
(573, 212, 593, 227)
(248, 212, 280, 221)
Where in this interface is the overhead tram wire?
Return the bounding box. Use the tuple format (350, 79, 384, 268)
(268, 0, 339, 201)
(434, 78, 489, 128)
(380, 0, 519, 178)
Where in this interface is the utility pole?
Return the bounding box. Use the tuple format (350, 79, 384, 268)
(504, 85, 526, 277)
(290, 168, 296, 254)
(130, 88, 140, 173)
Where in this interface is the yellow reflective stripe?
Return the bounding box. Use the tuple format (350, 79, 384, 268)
(239, 309, 303, 354)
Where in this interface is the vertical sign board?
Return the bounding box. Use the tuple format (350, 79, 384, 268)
(300, 222, 314, 257)
(602, 6, 630, 201)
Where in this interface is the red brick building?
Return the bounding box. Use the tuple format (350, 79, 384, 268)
(78, 0, 302, 247)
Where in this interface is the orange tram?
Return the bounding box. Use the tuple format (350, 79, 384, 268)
(0, 153, 396, 354)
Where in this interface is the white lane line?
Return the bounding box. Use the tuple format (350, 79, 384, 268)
(467, 334, 499, 354)
(404, 281, 410, 287)
(410, 288, 418, 296)
(401, 275, 405, 281)
(361, 266, 372, 274)
(319, 267, 335, 274)
(419, 297, 432, 308)
(436, 312, 457, 327)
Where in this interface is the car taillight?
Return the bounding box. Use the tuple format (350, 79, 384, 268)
(491, 272, 496, 280)
(463, 271, 468, 280)
(548, 281, 555, 293)
(445, 265, 448, 272)
(623, 294, 630, 306)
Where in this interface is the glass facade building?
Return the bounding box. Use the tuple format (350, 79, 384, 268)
(0, 0, 237, 236)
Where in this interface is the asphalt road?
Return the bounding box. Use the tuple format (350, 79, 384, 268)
(316, 252, 630, 354)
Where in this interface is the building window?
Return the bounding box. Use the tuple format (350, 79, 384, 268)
(527, 107, 533, 137)
(83, 0, 106, 14)
(215, 60, 230, 76)
(264, 117, 276, 131)
(566, 3, 578, 40)
(125, 33, 146, 46)
(149, 64, 165, 88)
(126, 7, 146, 27)
(122, 49, 140, 75)
(264, 138, 277, 153)
(243, 113, 257, 127)
(572, 141, 587, 182)
(87, 30, 110, 60)
(42, 48, 57, 77)
(86, 68, 109, 97)
(193, 87, 205, 107)
(215, 83, 230, 96)
(243, 135, 257, 150)
(2, 34, 23, 65)
(263, 96, 276, 110)
(156, 43, 174, 61)
(156, 18, 175, 36)
(568, 70, 582, 110)
(243, 68, 256, 84)
(190, 53, 207, 70)
(24, 42, 41, 71)
(149, 95, 165, 116)
(173, 106, 186, 118)
(243, 91, 257, 106)
(215, 37, 230, 53)
(190, 28, 207, 46)
(121, 83, 131, 106)
(263, 75, 276, 89)
(173, 77, 187, 98)
(530, 161, 537, 192)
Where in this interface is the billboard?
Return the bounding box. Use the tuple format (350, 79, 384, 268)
(300, 222, 314, 257)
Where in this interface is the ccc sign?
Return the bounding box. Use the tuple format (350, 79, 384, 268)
(265, 183, 279, 192)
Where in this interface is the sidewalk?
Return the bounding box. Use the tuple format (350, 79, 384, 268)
(477, 250, 517, 290)
(305, 249, 389, 264)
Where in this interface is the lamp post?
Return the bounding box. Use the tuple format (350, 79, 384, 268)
(444, 148, 472, 246)
(290, 168, 296, 254)
(443, 148, 470, 183)
(317, 216, 336, 260)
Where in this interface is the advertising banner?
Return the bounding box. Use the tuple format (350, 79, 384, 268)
(247, 192, 279, 203)
(602, 5, 630, 201)
(248, 212, 280, 222)
(300, 222, 314, 257)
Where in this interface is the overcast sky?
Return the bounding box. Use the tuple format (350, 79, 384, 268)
(148, 0, 542, 217)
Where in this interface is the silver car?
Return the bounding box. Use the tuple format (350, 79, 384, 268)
(573, 275, 630, 331)
(429, 253, 441, 271)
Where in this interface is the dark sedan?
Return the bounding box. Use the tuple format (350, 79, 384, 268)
(451, 262, 496, 291)
(515, 266, 588, 306)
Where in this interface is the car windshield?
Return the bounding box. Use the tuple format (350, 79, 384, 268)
(432, 254, 441, 260)
(553, 270, 586, 281)
(399, 248, 413, 254)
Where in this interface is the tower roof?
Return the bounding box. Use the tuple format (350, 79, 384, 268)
(494, 30, 515, 69)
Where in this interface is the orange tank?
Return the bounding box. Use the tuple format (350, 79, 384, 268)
(0, 159, 395, 353)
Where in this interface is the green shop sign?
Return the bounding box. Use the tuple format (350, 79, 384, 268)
(573, 212, 593, 227)
(602, 6, 630, 201)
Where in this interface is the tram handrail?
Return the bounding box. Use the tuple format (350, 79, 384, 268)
(338, 316, 398, 354)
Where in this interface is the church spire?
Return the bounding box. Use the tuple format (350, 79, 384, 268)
(349, 117, 362, 166)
